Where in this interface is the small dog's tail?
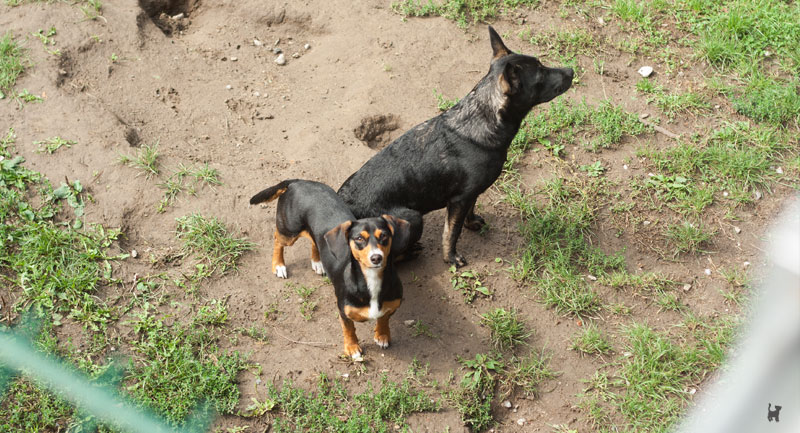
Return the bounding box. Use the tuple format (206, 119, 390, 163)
(249, 179, 300, 205)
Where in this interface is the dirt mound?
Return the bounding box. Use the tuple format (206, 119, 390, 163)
(137, 0, 199, 35)
(354, 114, 400, 149)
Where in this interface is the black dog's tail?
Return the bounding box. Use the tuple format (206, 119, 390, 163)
(249, 179, 300, 205)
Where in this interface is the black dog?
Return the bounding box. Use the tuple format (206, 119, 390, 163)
(338, 26, 573, 266)
(250, 179, 410, 359)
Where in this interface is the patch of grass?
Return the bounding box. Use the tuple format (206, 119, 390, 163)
(157, 162, 223, 212)
(499, 349, 558, 398)
(16, 88, 41, 103)
(265, 373, 439, 432)
(126, 309, 248, 426)
(480, 308, 530, 351)
(579, 322, 726, 432)
(118, 142, 160, 179)
(34, 136, 75, 154)
(665, 220, 715, 256)
(579, 161, 605, 177)
(505, 178, 624, 318)
(195, 299, 229, 326)
(0, 378, 74, 432)
(639, 121, 791, 209)
(521, 26, 598, 60)
(571, 324, 612, 355)
(175, 214, 254, 277)
(730, 74, 800, 125)
(450, 353, 503, 431)
(392, 0, 540, 29)
(449, 266, 492, 303)
(0, 32, 27, 97)
(1, 153, 121, 328)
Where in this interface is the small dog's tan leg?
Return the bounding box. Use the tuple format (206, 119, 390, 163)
(374, 299, 401, 349)
(272, 230, 299, 279)
(300, 230, 325, 275)
(339, 315, 362, 359)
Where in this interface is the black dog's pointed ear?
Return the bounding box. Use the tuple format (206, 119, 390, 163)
(324, 220, 353, 261)
(489, 26, 512, 61)
(381, 214, 411, 255)
(498, 62, 521, 95)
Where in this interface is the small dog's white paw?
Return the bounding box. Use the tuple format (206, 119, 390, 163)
(274, 265, 288, 279)
(374, 336, 390, 349)
(351, 351, 364, 362)
(311, 260, 326, 275)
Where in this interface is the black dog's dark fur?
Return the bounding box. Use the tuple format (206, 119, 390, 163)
(250, 179, 411, 358)
(338, 26, 573, 266)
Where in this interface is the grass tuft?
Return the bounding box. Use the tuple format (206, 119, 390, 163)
(175, 214, 254, 276)
(480, 308, 531, 351)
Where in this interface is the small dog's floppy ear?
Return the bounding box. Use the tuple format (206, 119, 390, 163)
(381, 214, 411, 255)
(498, 62, 521, 95)
(324, 220, 353, 261)
(489, 26, 512, 61)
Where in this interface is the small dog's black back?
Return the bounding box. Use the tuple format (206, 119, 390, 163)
(338, 26, 573, 266)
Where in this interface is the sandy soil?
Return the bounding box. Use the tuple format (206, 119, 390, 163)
(1, 0, 794, 431)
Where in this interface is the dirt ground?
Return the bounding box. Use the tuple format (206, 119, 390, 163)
(1, 0, 795, 431)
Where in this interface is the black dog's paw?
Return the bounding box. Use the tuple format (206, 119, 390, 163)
(447, 252, 468, 268)
(464, 214, 487, 231)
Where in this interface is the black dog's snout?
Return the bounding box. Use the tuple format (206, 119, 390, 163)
(370, 254, 383, 265)
(564, 68, 575, 80)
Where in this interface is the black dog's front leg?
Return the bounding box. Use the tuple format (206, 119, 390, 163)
(442, 200, 475, 267)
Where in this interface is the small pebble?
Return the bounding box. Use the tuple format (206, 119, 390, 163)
(734, 226, 741, 234)
(273, 47, 282, 54)
(723, 191, 729, 197)
(131, 249, 138, 258)
(587, 274, 597, 281)
(342, 373, 349, 378)
(704, 268, 712, 276)
(643, 220, 651, 226)
(623, 164, 628, 170)
(623, 351, 632, 357)
(404, 319, 415, 326)
(517, 418, 526, 426)
(688, 388, 697, 395)
(503, 401, 512, 409)
(275, 53, 286, 65)
(253, 39, 262, 46)
(304, 43, 311, 50)
(292, 52, 300, 58)
(225, 84, 232, 90)
(776, 167, 784, 174)
(754, 190, 763, 200)
(172, 13, 184, 20)
(682, 283, 692, 292)
(230, 56, 238, 62)
(743, 261, 751, 268)
(637, 66, 654, 77)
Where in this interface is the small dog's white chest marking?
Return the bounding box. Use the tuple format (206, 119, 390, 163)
(363, 267, 384, 320)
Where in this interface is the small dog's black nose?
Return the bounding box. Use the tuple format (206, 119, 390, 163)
(370, 254, 383, 265)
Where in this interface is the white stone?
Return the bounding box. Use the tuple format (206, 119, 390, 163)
(304, 43, 311, 50)
(275, 53, 286, 65)
(131, 249, 138, 258)
(253, 39, 262, 46)
(503, 401, 512, 409)
(638, 66, 654, 77)
(516, 418, 526, 426)
(704, 268, 712, 276)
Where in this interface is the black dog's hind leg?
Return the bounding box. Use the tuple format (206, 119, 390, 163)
(463, 202, 487, 231)
(443, 199, 476, 267)
(388, 207, 423, 262)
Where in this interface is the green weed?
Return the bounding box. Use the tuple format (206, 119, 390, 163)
(480, 308, 530, 351)
(665, 220, 715, 256)
(449, 266, 492, 303)
(127, 310, 247, 426)
(118, 143, 160, 179)
(175, 214, 254, 276)
(392, 0, 540, 29)
(571, 324, 612, 355)
(0, 32, 26, 97)
(499, 349, 558, 398)
(34, 137, 75, 154)
(265, 373, 438, 432)
(433, 88, 459, 111)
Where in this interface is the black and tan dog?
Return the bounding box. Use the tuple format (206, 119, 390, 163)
(250, 179, 410, 359)
(338, 26, 573, 266)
